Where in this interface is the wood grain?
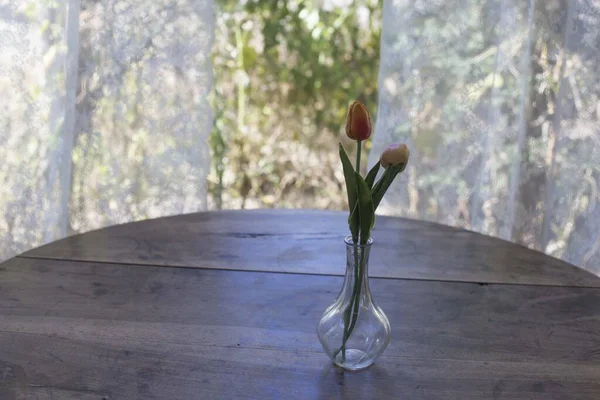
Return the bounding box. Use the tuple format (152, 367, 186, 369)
(20, 210, 600, 287)
(1, 257, 600, 399)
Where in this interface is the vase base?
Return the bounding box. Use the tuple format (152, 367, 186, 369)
(333, 349, 375, 371)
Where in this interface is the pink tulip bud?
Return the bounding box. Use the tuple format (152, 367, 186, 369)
(380, 143, 409, 168)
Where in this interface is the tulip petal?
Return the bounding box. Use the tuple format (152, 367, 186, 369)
(345, 101, 372, 141)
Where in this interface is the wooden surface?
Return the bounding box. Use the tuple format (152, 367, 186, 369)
(2, 210, 600, 399)
(23, 210, 600, 287)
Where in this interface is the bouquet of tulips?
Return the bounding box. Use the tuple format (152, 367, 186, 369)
(340, 100, 409, 245)
(336, 100, 409, 358)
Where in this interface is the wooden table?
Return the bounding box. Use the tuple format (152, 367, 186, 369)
(1, 210, 600, 399)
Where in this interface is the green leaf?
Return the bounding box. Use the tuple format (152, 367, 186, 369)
(339, 143, 359, 241)
(354, 172, 374, 244)
(370, 168, 390, 206)
(348, 201, 358, 228)
(371, 163, 407, 211)
(365, 161, 380, 190)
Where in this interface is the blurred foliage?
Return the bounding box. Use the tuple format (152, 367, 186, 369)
(209, 0, 381, 210)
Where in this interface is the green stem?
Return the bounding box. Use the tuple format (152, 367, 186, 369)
(339, 139, 362, 360)
(355, 140, 362, 174)
(333, 244, 365, 361)
(334, 140, 365, 362)
(345, 248, 365, 342)
(335, 244, 359, 362)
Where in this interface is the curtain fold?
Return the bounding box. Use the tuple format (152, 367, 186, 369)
(0, 0, 214, 261)
(372, 0, 600, 273)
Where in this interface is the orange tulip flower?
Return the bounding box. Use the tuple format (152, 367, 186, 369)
(345, 101, 372, 141)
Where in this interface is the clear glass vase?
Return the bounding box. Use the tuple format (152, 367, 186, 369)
(317, 236, 391, 370)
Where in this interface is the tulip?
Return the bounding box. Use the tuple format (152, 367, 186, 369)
(380, 143, 409, 168)
(345, 101, 371, 141)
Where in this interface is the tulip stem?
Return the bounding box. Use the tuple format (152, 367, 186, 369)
(355, 140, 362, 175)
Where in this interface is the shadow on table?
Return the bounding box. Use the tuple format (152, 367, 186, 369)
(315, 362, 395, 400)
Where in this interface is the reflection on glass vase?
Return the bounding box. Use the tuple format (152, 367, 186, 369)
(317, 236, 391, 370)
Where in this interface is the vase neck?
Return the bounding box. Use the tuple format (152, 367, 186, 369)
(342, 236, 372, 300)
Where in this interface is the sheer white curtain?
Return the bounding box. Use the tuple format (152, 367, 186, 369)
(372, 0, 600, 273)
(3, 0, 599, 273)
(0, 0, 214, 261)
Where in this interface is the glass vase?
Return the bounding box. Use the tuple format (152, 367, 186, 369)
(317, 236, 391, 370)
